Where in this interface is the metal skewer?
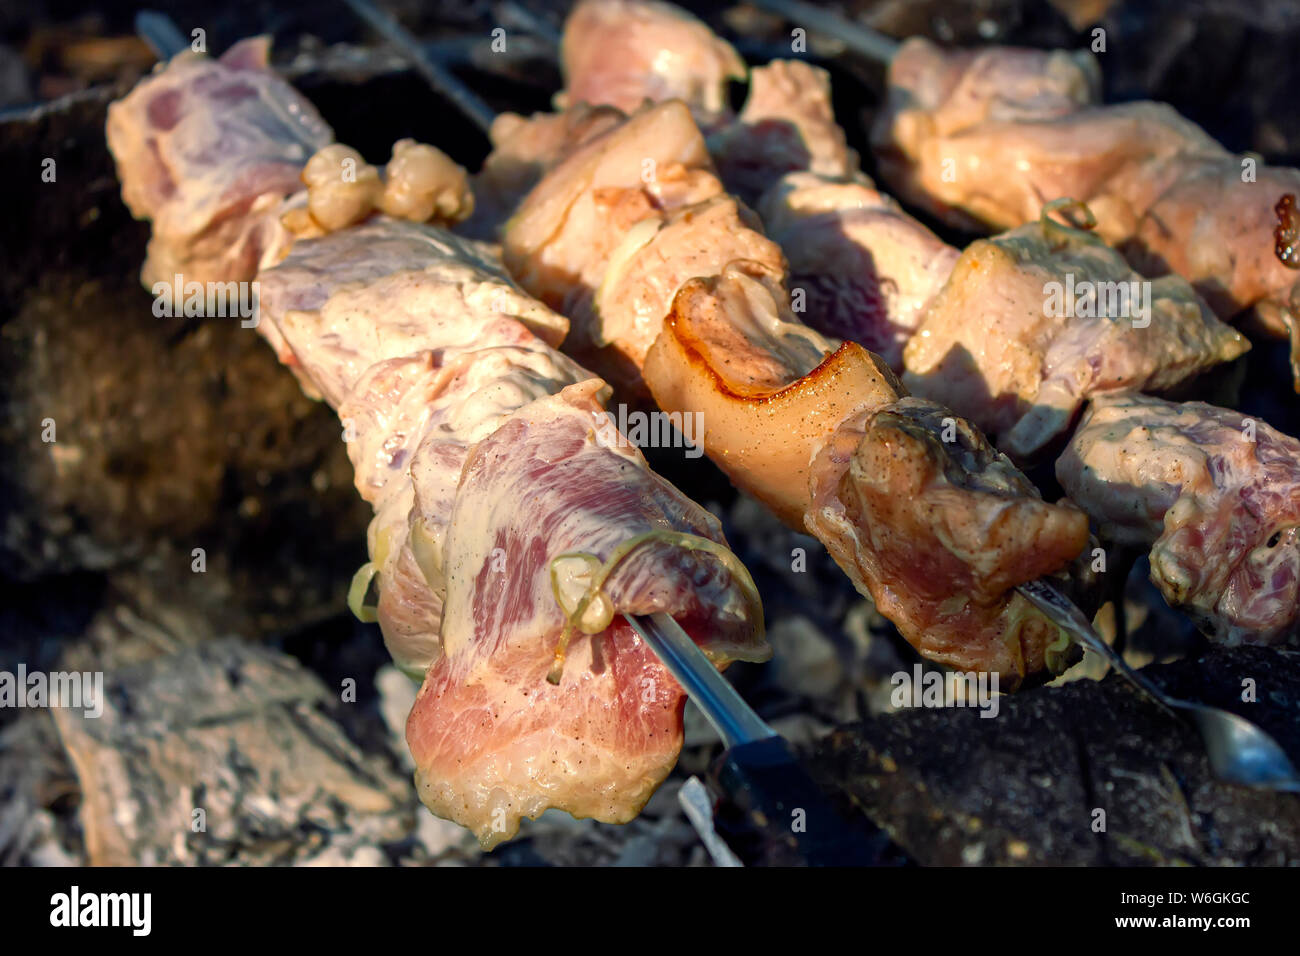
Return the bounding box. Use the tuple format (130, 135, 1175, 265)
(341, 0, 498, 134)
(135, 10, 189, 60)
(627, 613, 776, 748)
(1018, 579, 1300, 792)
(746, 0, 900, 64)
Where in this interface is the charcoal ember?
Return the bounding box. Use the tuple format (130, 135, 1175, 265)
(50, 638, 415, 866)
(810, 646, 1300, 865)
(1, 278, 368, 572)
(0, 86, 371, 640)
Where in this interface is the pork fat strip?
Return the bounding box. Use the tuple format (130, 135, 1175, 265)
(902, 206, 1249, 458)
(258, 219, 769, 847)
(504, 100, 1091, 686)
(106, 36, 332, 286)
(1058, 392, 1300, 643)
(872, 37, 1300, 388)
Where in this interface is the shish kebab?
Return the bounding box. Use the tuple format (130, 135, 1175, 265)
(749, 0, 1300, 392)
(548, 0, 1248, 465)
(341, 0, 1299, 786)
(114, 18, 900, 861)
(356, 3, 1108, 686)
(511, 0, 1300, 649)
(111, 26, 771, 848)
(339, 0, 1298, 676)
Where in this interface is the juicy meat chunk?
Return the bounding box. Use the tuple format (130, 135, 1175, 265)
(106, 37, 332, 285)
(807, 397, 1090, 687)
(902, 213, 1249, 458)
(257, 220, 585, 670)
(410, 383, 766, 847)
(709, 60, 859, 204)
(872, 36, 1300, 389)
(508, 99, 1091, 684)
(504, 101, 785, 392)
(1125, 164, 1300, 389)
(757, 172, 960, 370)
(257, 219, 768, 844)
(107, 39, 771, 848)
(559, 0, 744, 124)
(256, 218, 569, 403)
(457, 105, 625, 241)
(1058, 392, 1300, 643)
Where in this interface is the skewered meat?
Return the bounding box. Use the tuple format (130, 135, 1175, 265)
(558, 0, 744, 125)
(505, 99, 1092, 685)
(1058, 392, 1300, 643)
(457, 104, 625, 241)
(757, 172, 959, 370)
(512, 0, 957, 372)
(902, 208, 1250, 458)
(107, 46, 768, 848)
(708, 59, 859, 205)
(408, 380, 765, 841)
(504, 101, 793, 394)
(256, 219, 766, 846)
(872, 37, 1300, 388)
(553, 1, 962, 373)
(106, 37, 331, 285)
(260, 224, 770, 838)
(561, 1, 855, 200)
(808, 397, 1090, 678)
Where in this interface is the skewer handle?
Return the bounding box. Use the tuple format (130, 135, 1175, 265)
(135, 11, 188, 59)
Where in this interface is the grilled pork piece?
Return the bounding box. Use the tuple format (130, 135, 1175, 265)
(872, 37, 1300, 388)
(503, 102, 794, 394)
(808, 398, 1090, 681)
(558, 0, 744, 124)
(501, 0, 955, 368)
(505, 100, 1091, 685)
(757, 173, 959, 370)
(556, 0, 960, 370)
(106, 37, 332, 286)
(256, 220, 766, 846)
(457, 104, 625, 241)
(708, 59, 859, 205)
(107, 48, 768, 848)
(1058, 392, 1300, 643)
(902, 210, 1249, 459)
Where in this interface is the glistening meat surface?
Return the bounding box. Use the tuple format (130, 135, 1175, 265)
(757, 172, 959, 370)
(107, 44, 768, 847)
(807, 398, 1091, 686)
(411, 382, 764, 846)
(555, 3, 961, 372)
(902, 211, 1249, 459)
(505, 99, 1092, 683)
(255, 219, 767, 846)
(872, 36, 1300, 388)
(1058, 392, 1300, 643)
(106, 37, 332, 286)
(559, 0, 744, 125)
